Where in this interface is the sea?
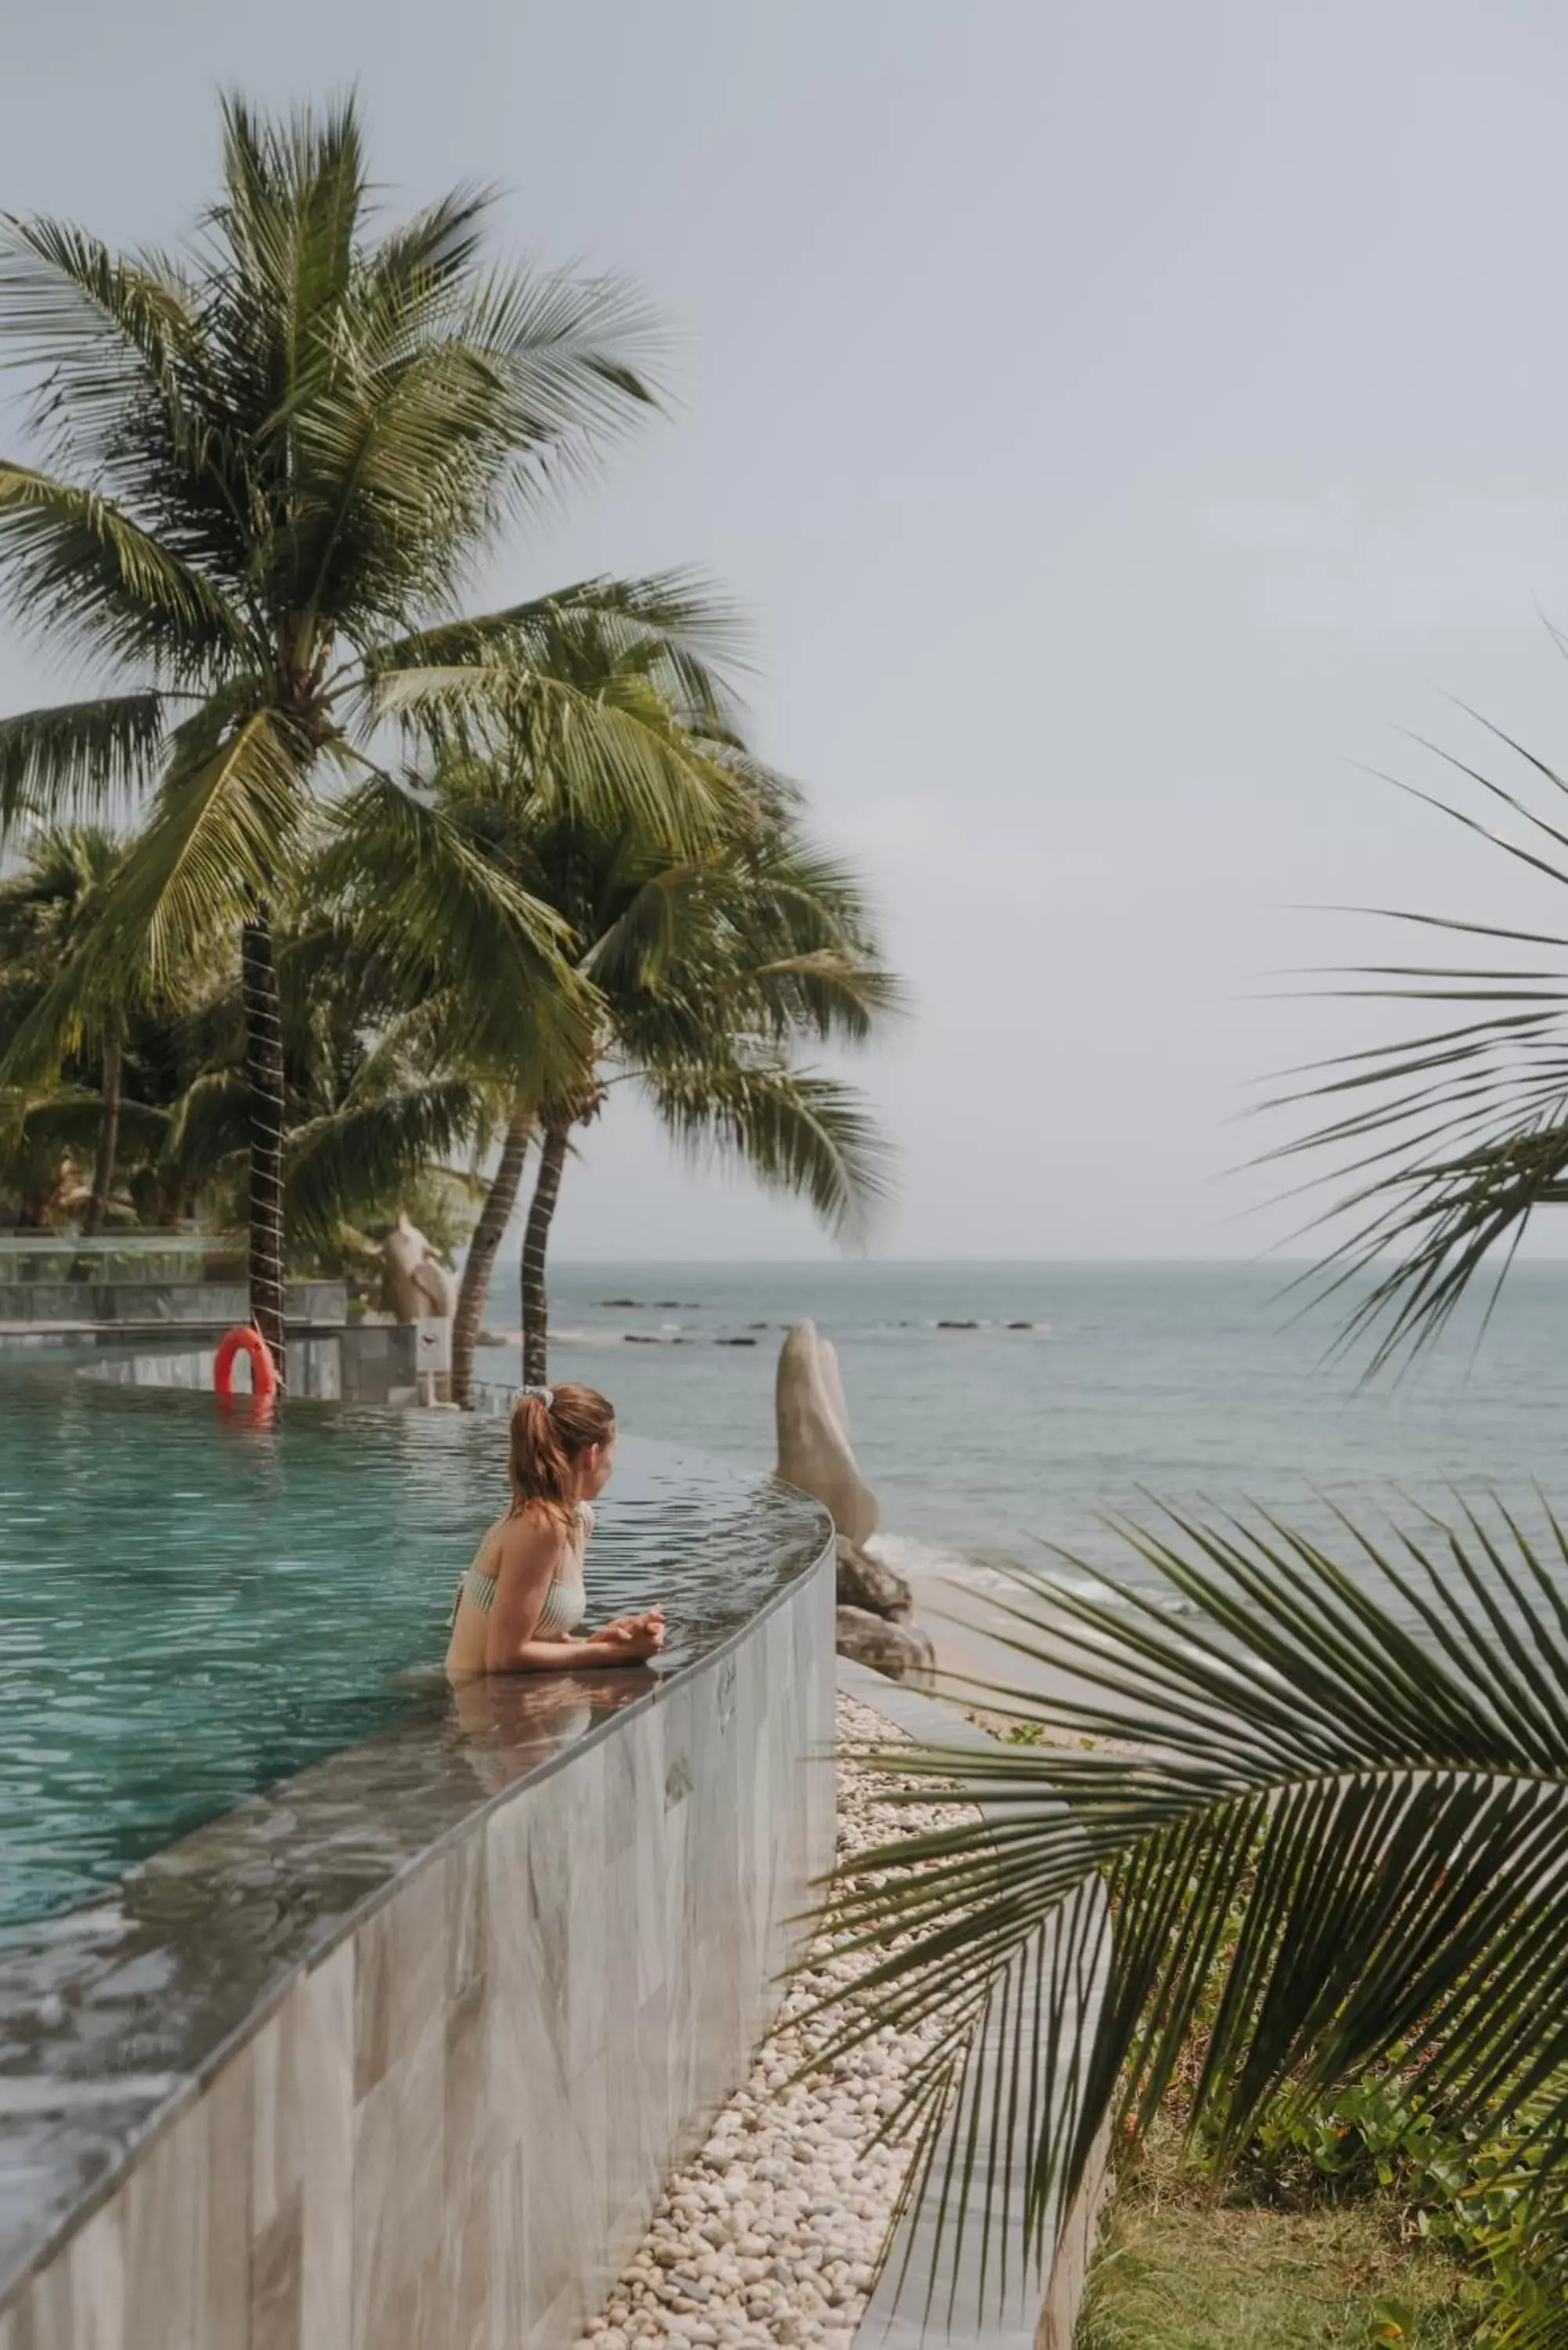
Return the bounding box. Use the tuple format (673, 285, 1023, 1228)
(475, 1260, 1568, 1638)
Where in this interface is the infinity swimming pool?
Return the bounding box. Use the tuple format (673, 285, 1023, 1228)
(0, 1358, 814, 1927)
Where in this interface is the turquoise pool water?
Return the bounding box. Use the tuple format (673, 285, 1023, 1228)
(0, 1359, 815, 1928)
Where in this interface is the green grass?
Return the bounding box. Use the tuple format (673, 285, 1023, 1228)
(1076, 2126, 1476, 2350)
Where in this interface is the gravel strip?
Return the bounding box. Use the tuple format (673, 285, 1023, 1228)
(574, 1690, 963, 2350)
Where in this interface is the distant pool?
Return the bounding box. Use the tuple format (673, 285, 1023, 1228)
(0, 1359, 810, 1927)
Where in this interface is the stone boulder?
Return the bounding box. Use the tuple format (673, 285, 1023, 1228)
(775, 1320, 879, 1546)
(836, 1535, 912, 1622)
(835, 1606, 935, 1686)
(381, 1212, 457, 1323)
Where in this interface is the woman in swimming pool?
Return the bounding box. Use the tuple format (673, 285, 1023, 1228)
(445, 1384, 664, 1679)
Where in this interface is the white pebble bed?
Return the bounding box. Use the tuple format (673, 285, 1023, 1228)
(573, 1690, 963, 2350)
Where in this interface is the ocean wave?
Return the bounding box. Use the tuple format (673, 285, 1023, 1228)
(868, 1530, 1123, 1605)
(865, 1529, 1193, 1613)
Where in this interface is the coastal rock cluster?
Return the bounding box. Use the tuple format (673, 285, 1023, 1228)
(775, 1322, 935, 1683)
(572, 1694, 960, 2350)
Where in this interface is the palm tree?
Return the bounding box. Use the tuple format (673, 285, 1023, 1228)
(0, 824, 172, 1235)
(132, 888, 493, 1267)
(0, 96, 738, 1381)
(0, 829, 125, 1231)
(435, 734, 899, 1400)
(818, 1499, 1568, 2345)
(1264, 710, 1568, 1368)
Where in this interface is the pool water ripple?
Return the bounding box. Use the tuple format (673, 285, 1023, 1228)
(0, 1362, 818, 1928)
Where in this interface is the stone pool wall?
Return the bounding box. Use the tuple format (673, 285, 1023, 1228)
(0, 1526, 835, 2350)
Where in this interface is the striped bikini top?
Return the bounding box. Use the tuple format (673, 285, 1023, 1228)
(458, 1500, 593, 1633)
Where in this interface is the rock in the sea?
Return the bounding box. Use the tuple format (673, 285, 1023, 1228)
(936, 1319, 980, 1330)
(835, 1607, 934, 1683)
(715, 1336, 757, 1347)
(836, 1536, 912, 1622)
(1007, 1320, 1034, 1330)
(775, 1321, 879, 1546)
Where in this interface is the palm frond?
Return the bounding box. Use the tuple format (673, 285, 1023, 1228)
(1266, 709, 1568, 1367)
(366, 656, 741, 846)
(89, 707, 311, 980)
(284, 1076, 482, 1249)
(365, 569, 748, 728)
(160, 1066, 249, 1190)
(320, 767, 591, 1090)
(0, 709, 304, 1082)
(0, 693, 169, 837)
(1, 1084, 168, 1161)
(0, 460, 247, 673)
(641, 1056, 892, 1237)
(814, 1495, 1568, 2330)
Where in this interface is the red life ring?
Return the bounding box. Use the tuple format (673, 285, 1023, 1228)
(213, 1325, 280, 1401)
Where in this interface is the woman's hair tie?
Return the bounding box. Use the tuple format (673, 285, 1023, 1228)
(506, 1382, 614, 1525)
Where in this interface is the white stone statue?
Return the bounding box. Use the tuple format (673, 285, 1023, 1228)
(775, 1319, 879, 1546)
(381, 1212, 457, 1323)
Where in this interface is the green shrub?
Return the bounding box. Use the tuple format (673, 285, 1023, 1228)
(1230, 2067, 1568, 2345)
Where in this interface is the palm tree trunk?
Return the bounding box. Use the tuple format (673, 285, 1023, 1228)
(82, 1032, 122, 1239)
(240, 909, 287, 1389)
(520, 1123, 569, 1387)
(451, 1108, 531, 1410)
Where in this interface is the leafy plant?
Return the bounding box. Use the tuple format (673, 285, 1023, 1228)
(1237, 2072, 1568, 2347)
(815, 1494, 1568, 2346)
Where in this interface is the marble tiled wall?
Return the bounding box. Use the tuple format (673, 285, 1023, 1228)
(1, 1558, 835, 2350)
(0, 1281, 345, 1328)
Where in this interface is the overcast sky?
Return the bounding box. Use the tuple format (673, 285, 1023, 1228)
(8, 0, 1568, 1260)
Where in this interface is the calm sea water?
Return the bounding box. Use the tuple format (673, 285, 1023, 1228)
(478, 1259, 1568, 1593)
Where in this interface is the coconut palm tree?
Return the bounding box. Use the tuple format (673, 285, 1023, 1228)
(0, 96, 739, 1381)
(818, 1499, 1568, 2345)
(1264, 710, 1568, 1368)
(131, 884, 493, 1267)
(432, 734, 899, 1400)
(0, 825, 177, 1235)
(0, 828, 125, 1230)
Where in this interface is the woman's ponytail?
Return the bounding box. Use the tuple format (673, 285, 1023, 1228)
(506, 1383, 615, 1526)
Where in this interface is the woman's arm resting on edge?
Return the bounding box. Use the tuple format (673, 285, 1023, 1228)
(483, 1517, 663, 1672)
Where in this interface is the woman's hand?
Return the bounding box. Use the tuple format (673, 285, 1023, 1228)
(598, 1606, 664, 1640)
(595, 1607, 665, 1661)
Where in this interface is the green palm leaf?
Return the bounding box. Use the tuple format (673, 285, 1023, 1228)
(365, 656, 742, 844)
(318, 769, 591, 1088)
(642, 1056, 892, 1236)
(815, 1497, 1568, 2338)
(1268, 711, 1568, 1367)
(0, 461, 247, 671)
(284, 1076, 482, 1249)
(0, 694, 171, 836)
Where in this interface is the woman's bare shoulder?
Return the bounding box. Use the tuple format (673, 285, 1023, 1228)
(491, 1505, 564, 1576)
